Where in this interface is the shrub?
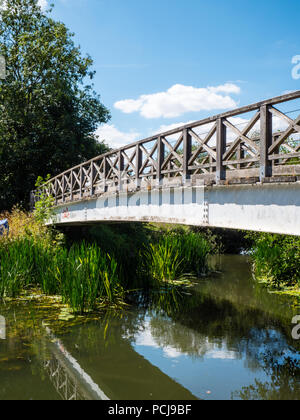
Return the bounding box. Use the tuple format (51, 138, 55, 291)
(250, 233, 300, 288)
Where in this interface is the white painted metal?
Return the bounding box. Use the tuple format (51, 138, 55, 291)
(51, 182, 300, 236)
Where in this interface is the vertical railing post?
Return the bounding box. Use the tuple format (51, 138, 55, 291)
(118, 150, 124, 191)
(70, 171, 73, 202)
(79, 166, 83, 199)
(272, 132, 280, 170)
(103, 157, 109, 192)
(136, 144, 142, 189)
(102, 158, 106, 192)
(216, 118, 226, 183)
(90, 161, 94, 196)
(260, 104, 273, 181)
(62, 175, 65, 203)
(157, 136, 165, 186)
(54, 178, 58, 205)
(183, 128, 192, 183)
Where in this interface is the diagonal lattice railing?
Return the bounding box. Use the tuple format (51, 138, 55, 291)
(32, 90, 300, 206)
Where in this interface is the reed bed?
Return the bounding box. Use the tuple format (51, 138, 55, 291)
(144, 231, 211, 286)
(0, 209, 212, 313)
(0, 237, 123, 313)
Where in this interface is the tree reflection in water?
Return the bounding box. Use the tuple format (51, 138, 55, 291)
(1, 256, 300, 400)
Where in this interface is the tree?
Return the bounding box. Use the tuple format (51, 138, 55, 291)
(0, 0, 110, 210)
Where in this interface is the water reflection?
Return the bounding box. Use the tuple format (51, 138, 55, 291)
(59, 256, 300, 400)
(43, 328, 110, 400)
(0, 255, 300, 400)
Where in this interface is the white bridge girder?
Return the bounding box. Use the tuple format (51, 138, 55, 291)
(52, 182, 300, 236)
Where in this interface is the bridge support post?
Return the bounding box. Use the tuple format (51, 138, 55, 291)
(216, 118, 226, 184)
(157, 136, 165, 186)
(102, 158, 108, 193)
(79, 166, 83, 199)
(183, 129, 192, 184)
(136, 144, 142, 189)
(62, 175, 65, 203)
(70, 171, 73, 202)
(54, 178, 58, 205)
(90, 162, 94, 196)
(260, 104, 273, 181)
(118, 151, 124, 191)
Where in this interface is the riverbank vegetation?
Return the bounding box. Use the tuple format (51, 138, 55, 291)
(0, 208, 213, 314)
(249, 233, 300, 297)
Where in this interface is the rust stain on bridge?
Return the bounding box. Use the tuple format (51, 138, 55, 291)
(32, 90, 300, 206)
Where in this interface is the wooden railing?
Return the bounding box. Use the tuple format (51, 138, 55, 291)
(33, 90, 300, 206)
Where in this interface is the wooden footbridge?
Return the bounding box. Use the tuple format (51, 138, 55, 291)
(33, 91, 300, 236)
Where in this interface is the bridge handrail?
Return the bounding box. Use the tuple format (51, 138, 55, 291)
(32, 90, 300, 206)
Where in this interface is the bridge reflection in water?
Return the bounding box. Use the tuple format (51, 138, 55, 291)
(42, 321, 198, 401)
(32, 256, 300, 400)
(43, 327, 110, 401)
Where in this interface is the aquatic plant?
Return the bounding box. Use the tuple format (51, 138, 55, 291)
(145, 240, 184, 284)
(144, 231, 211, 286)
(0, 236, 123, 313)
(58, 243, 123, 313)
(0, 208, 212, 312)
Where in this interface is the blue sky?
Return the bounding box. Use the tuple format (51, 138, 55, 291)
(47, 0, 300, 149)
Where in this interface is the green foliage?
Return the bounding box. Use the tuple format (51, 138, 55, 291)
(0, 237, 34, 297)
(249, 232, 300, 289)
(172, 231, 211, 276)
(0, 236, 123, 313)
(145, 240, 184, 285)
(0, 215, 212, 312)
(64, 223, 152, 287)
(143, 231, 211, 286)
(33, 175, 55, 223)
(58, 243, 123, 313)
(191, 226, 252, 254)
(0, 0, 110, 210)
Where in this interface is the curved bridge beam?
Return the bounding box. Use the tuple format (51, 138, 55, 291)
(52, 182, 300, 236)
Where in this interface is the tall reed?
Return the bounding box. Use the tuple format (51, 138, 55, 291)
(144, 231, 211, 286)
(58, 243, 122, 313)
(0, 236, 123, 313)
(0, 209, 212, 310)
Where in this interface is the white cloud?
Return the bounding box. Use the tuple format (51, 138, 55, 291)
(205, 349, 236, 360)
(95, 112, 296, 153)
(38, 0, 48, 10)
(155, 121, 196, 135)
(114, 83, 241, 119)
(134, 325, 184, 359)
(95, 124, 140, 150)
(151, 117, 249, 144)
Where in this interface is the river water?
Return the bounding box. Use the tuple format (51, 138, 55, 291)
(0, 255, 300, 400)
